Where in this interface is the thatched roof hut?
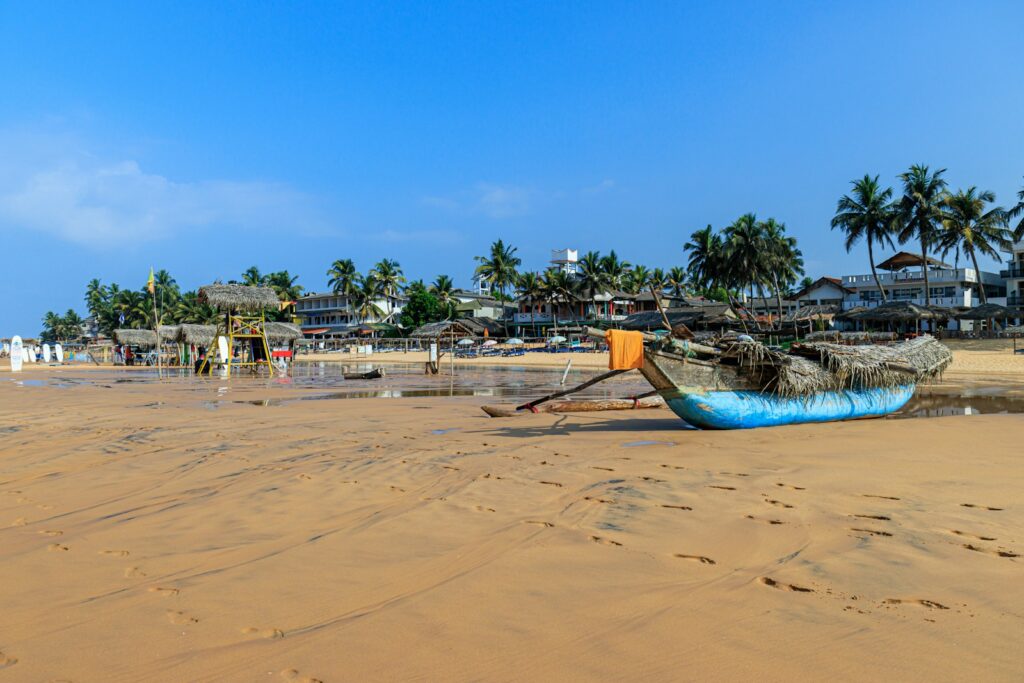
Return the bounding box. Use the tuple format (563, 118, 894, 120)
(954, 303, 1017, 320)
(158, 325, 180, 342)
(178, 324, 218, 346)
(198, 284, 280, 312)
(410, 320, 475, 339)
(114, 329, 158, 347)
(264, 322, 303, 343)
(848, 301, 952, 322)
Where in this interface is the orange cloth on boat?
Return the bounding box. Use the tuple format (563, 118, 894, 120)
(607, 329, 644, 370)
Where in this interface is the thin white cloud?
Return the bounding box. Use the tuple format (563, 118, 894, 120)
(422, 182, 534, 219)
(0, 127, 329, 245)
(371, 228, 462, 244)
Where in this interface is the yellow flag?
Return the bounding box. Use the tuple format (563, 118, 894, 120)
(147, 267, 155, 295)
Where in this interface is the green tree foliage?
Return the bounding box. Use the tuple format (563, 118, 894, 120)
(399, 290, 453, 328)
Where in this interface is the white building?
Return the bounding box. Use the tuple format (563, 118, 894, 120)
(296, 292, 405, 337)
(550, 248, 579, 275)
(1000, 240, 1024, 309)
(839, 251, 1003, 311)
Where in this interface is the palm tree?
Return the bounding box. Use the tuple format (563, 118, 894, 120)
(599, 250, 630, 290)
(1007, 177, 1024, 240)
(41, 311, 62, 343)
(623, 264, 651, 295)
(370, 259, 406, 320)
(516, 272, 544, 334)
(242, 266, 266, 287)
(832, 174, 896, 302)
(474, 239, 521, 303)
(666, 266, 689, 298)
(265, 271, 302, 321)
(85, 279, 105, 318)
(176, 291, 220, 325)
(541, 269, 579, 333)
(896, 165, 948, 306)
(938, 188, 1011, 305)
(60, 309, 84, 341)
(722, 213, 769, 328)
(576, 251, 610, 319)
(349, 275, 385, 323)
(429, 275, 455, 307)
(761, 218, 804, 327)
(683, 225, 722, 294)
(327, 258, 359, 296)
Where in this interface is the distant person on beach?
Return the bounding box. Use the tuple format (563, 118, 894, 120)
(124, 346, 134, 366)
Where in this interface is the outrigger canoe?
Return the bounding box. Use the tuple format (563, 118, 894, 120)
(588, 327, 951, 430)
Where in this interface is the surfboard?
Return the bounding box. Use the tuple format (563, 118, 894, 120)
(10, 336, 23, 372)
(43, 343, 52, 363)
(55, 343, 64, 363)
(217, 336, 229, 363)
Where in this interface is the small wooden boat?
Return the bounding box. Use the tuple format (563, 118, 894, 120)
(588, 327, 951, 430)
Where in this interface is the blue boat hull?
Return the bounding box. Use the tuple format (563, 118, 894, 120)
(662, 385, 915, 430)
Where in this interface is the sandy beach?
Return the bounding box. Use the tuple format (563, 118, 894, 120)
(0, 357, 1021, 682)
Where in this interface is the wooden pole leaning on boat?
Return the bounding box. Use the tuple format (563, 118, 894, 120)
(583, 326, 720, 357)
(480, 367, 629, 417)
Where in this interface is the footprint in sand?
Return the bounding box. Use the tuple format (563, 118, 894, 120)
(0, 650, 17, 669)
(849, 527, 893, 537)
(591, 466, 616, 472)
(39, 530, 63, 537)
(962, 544, 1019, 558)
(590, 535, 623, 547)
(883, 598, 948, 610)
(48, 543, 69, 552)
(674, 553, 716, 565)
(442, 465, 460, 471)
(524, 520, 554, 528)
(584, 496, 616, 504)
(474, 506, 496, 513)
(960, 503, 1004, 511)
(642, 476, 667, 483)
(707, 485, 736, 491)
(746, 515, 785, 525)
(951, 530, 996, 541)
(775, 483, 805, 490)
(389, 486, 405, 493)
(280, 668, 323, 683)
(660, 504, 692, 511)
(851, 514, 891, 521)
(758, 576, 813, 592)
(166, 610, 199, 625)
(295, 473, 313, 481)
(148, 587, 180, 597)
(660, 464, 686, 470)
(764, 498, 794, 508)
(36, 504, 53, 510)
(862, 494, 900, 501)
(242, 626, 284, 639)
(539, 481, 563, 488)
(124, 566, 147, 578)
(99, 550, 130, 557)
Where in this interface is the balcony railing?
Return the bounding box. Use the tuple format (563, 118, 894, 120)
(1000, 263, 1024, 279)
(842, 268, 977, 287)
(512, 312, 628, 324)
(1008, 294, 1024, 307)
(841, 296, 969, 310)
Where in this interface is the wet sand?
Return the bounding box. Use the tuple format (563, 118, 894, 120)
(0, 366, 1021, 682)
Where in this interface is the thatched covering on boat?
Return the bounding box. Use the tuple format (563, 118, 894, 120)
(264, 322, 303, 343)
(848, 301, 952, 322)
(113, 328, 158, 347)
(723, 335, 952, 398)
(784, 304, 840, 322)
(158, 325, 180, 342)
(198, 284, 280, 312)
(954, 303, 1016, 320)
(804, 330, 897, 343)
(178, 324, 218, 346)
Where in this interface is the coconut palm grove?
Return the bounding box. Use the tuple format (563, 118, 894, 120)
(38, 167, 1024, 344)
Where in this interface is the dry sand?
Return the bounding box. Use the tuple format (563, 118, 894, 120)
(0, 362, 1022, 682)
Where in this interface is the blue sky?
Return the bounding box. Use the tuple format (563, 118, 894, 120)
(2, 1, 1023, 333)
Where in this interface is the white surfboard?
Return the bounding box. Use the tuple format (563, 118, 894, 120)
(10, 336, 23, 372)
(217, 336, 229, 363)
(43, 343, 52, 363)
(26, 347, 35, 363)
(55, 343, 64, 363)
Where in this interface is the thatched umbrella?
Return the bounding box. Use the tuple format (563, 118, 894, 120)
(264, 322, 303, 344)
(198, 284, 280, 312)
(113, 329, 158, 347)
(953, 303, 1016, 320)
(158, 325, 180, 342)
(849, 301, 951, 322)
(178, 324, 218, 347)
